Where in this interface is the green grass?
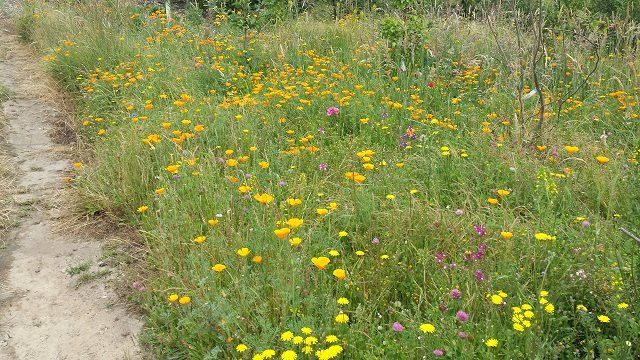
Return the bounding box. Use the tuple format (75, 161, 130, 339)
(66, 260, 91, 276)
(17, 1, 640, 359)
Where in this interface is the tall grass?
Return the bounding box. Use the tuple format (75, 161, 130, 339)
(17, 1, 640, 359)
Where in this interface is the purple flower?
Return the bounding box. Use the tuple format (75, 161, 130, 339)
(382, 111, 389, 119)
(326, 106, 340, 116)
(456, 310, 469, 322)
(392, 322, 404, 332)
(450, 288, 462, 300)
(458, 331, 467, 339)
(399, 135, 408, 149)
(372, 237, 380, 245)
(475, 270, 485, 282)
(278, 180, 287, 187)
(474, 224, 486, 236)
(318, 127, 325, 134)
(435, 251, 445, 265)
(433, 349, 444, 357)
(581, 220, 590, 228)
(319, 163, 328, 171)
(455, 208, 465, 216)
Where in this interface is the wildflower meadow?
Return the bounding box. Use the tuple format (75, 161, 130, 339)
(15, 0, 640, 358)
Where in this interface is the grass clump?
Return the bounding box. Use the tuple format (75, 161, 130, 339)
(18, 1, 640, 359)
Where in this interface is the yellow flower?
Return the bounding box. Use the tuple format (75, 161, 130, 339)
(535, 232, 556, 241)
(212, 263, 226, 272)
(236, 344, 248, 353)
(254, 193, 274, 204)
(238, 185, 252, 193)
(226, 158, 238, 167)
(617, 302, 629, 309)
(338, 231, 348, 237)
(576, 304, 588, 312)
(73, 162, 83, 169)
(281, 350, 297, 360)
(500, 231, 513, 240)
(513, 323, 524, 332)
(207, 219, 219, 226)
(596, 155, 609, 164)
(335, 313, 349, 324)
(178, 296, 191, 305)
(292, 336, 303, 345)
(289, 237, 302, 247)
(155, 188, 165, 195)
(259, 161, 270, 169)
(491, 294, 503, 305)
(485, 338, 498, 348)
(544, 303, 555, 314)
(539, 290, 549, 297)
(194, 235, 207, 244)
(237, 247, 251, 257)
(136, 205, 149, 213)
(333, 268, 346, 280)
(386, 194, 396, 200)
(301, 327, 313, 335)
(487, 198, 499, 205)
(281, 331, 294, 341)
(564, 145, 579, 154)
(316, 208, 329, 215)
(287, 198, 302, 206)
(286, 218, 304, 229)
(337, 297, 349, 305)
(168, 293, 178, 302)
(325, 335, 338, 343)
(328, 250, 340, 257)
(274, 227, 291, 239)
(597, 315, 610, 323)
(311, 256, 330, 270)
(355, 250, 365, 256)
(419, 323, 435, 334)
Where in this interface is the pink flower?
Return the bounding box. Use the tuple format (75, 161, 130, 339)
(392, 322, 404, 332)
(326, 106, 340, 116)
(456, 310, 469, 322)
(450, 288, 462, 300)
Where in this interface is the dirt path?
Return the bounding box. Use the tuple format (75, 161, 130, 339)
(0, 21, 143, 360)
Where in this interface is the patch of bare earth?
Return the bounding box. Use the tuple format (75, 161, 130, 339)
(0, 21, 143, 360)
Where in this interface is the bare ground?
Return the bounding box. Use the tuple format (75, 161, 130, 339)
(0, 20, 143, 360)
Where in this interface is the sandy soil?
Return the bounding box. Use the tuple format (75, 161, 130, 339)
(0, 20, 143, 360)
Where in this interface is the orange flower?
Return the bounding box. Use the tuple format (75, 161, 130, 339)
(333, 268, 346, 280)
(596, 155, 609, 164)
(274, 227, 291, 239)
(500, 231, 513, 240)
(311, 256, 330, 270)
(564, 146, 579, 154)
(487, 198, 499, 205)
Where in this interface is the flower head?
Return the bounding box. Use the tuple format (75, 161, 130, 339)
(326, 107, 340, 116)
(392, 322, 404, 332)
